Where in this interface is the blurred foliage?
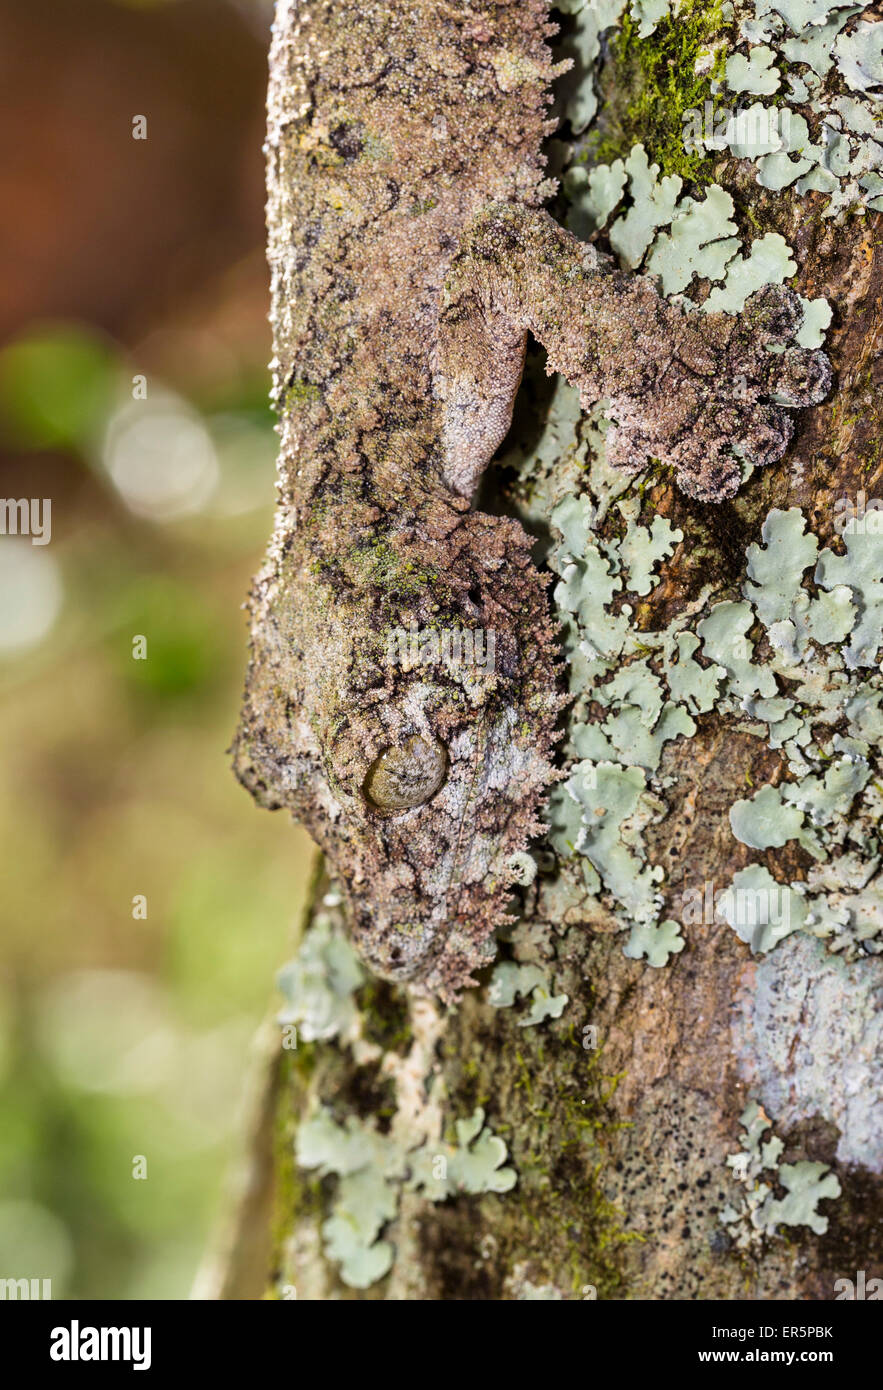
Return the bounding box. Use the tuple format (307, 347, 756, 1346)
(113, 576, 224, 699)
(0, 326, 120, 452)
(0, 0, 302, 1300)
(0, 311, 312, 1297)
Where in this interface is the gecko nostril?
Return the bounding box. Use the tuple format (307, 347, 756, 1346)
(363, 734, 448, 814)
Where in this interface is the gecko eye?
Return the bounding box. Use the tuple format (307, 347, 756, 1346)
(363, 734, 448, 814)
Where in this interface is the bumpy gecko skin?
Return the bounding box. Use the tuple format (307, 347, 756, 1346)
(437, 207, 830, 502)
(232, 0, 830, 1001)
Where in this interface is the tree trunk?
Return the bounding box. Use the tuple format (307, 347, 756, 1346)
(216, 0, 883, 1300)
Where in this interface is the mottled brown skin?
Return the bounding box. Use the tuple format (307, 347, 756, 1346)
(233, 0, 829, 1001)
(437, 207, 830, 501)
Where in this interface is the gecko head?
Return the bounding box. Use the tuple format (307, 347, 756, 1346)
(321, 694, 491, 987)
(316, 616, 564, 999)
(345, 731, 458, 983)
(332, 708, 517, 994)
(234, 512, 563, 999)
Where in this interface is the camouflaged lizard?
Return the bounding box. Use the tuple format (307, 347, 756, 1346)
(232, 0, 830, 1002)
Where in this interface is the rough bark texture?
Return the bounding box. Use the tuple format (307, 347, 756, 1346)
(219, 0, 883, 1300)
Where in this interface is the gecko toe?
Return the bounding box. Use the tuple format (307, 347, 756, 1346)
(742, 284, 804, 345)
(674, 444, 742, 502)
(771, 346, 832, 406)
(739, 402, 794, 467)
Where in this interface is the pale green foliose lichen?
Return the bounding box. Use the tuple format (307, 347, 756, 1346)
(277, 908, 365, 1043)
(716, 3, 883, 217)
(609, 145, 684, 269)
(557, 0, 629, 135)
(570, 138, 824, 335)
(535, 387, 882, 974)
(620, 502, 684, 595)
(623, 917, 686, 966)
(729, 783, 822, 857)
(278, 893, 519, 1290)
(720, 1101, 842, 1247)
(296, 1102, 517, 1288)
(645, 184, 740, 294)
(711, 507, 883, 963)
(488, 960, 569, 1024)
(725, 45, 782, 94)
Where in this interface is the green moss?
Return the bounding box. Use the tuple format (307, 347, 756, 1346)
(355, 978, 413, 1055)
(516, 1042, 642, 1300)
(361, 132, 394, 162)
(348, 535, 438, 600)
(268, 1047, 323, 1294)
(282, 378, 321, 412)
(428, 997, 640, 1299)
(592, 0, 729, 184)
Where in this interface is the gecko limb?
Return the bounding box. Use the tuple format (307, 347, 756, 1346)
(434, 204, 831, 502)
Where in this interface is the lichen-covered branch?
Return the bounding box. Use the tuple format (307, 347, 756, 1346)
(229, 0, 883, 1300)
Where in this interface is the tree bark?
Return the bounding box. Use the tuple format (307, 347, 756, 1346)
(217, 0, 883, 1300)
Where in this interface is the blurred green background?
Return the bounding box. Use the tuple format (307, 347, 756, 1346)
(0, 0, 314, 1298)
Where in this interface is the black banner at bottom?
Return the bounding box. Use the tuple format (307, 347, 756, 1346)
(2, 1296, 878, 1376)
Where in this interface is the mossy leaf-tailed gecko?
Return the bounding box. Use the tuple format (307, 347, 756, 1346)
(233, 0, 830, 1002)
